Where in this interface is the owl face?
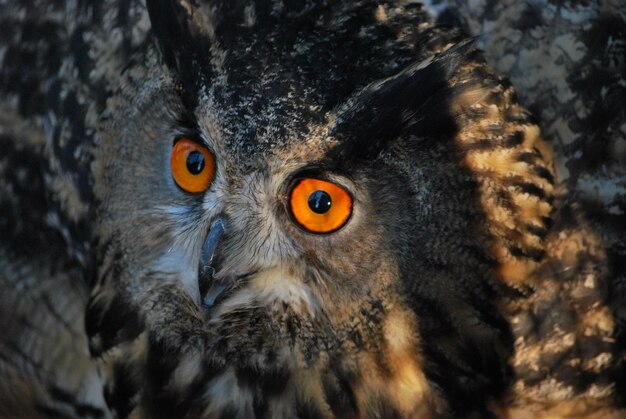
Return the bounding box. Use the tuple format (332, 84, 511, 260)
(93, 1, 463, 314)
(95, 61, 409, 312)
(88, 1, 554, 416)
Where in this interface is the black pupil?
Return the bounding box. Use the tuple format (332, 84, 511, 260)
(186, 151, 205, 175)
(308, 190, 332, 214)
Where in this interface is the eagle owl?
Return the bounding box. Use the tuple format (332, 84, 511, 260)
(0, 0, 624, 418)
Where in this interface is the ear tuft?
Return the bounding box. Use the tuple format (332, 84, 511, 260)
(328, 39, 477, 161)
(146, 0, 213, 108)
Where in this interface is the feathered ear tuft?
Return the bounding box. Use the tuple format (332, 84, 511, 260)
(328, 39, 478, 161)
(146, 0, 213, 108)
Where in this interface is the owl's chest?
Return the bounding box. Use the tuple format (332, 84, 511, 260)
(196, 305, 442, 418)
(198, 350, 438, 419)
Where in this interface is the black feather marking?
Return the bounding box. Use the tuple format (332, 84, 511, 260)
(508, 245, 545, 262)
(38, 384, 108, 418)
(236, 365, 290, 397)
(322, 367, 359, 417)
(252, 395, 269, 419)
(104, 359, 138, 418)
(295, 398, 326, 419)
(218, 405, 241, 419)
(146, 0, 213, 110)
(461, 138, 502, 151)
(532, 164, 555, 184)
(506, 176, 550, 201)
(504, 130, 525, 147)
(146, 0, 192, 70)
(524, 223, 549, 239)
(516, 151, 541, 164)
(328, 39, 476, 161)
(410, 291, 513, 417)
(85, 291, 143, 356)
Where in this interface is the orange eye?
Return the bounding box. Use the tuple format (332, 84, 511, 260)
(170, 138, 215, 193)
(289, 178, 353, 233)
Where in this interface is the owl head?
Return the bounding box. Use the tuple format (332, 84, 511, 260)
(87, 1, 554, 417)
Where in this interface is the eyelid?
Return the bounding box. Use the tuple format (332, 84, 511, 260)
(174, 135, 209, 147)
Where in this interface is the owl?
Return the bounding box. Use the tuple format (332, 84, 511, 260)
(0, 1, 624, 418)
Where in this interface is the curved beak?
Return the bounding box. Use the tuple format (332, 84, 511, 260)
(198, 216, 227, 308)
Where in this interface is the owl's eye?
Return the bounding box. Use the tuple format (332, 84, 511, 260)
(170, 138, 216, 193)
(289, 178, 353, 233)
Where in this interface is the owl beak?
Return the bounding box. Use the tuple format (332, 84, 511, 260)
(198, 216, 227, 308)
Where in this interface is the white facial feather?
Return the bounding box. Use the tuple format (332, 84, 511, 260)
(210, 266, 320, 321)
(153, 246, 201, 303)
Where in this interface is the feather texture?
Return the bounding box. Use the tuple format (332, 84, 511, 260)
(0, 1, 624, 417)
